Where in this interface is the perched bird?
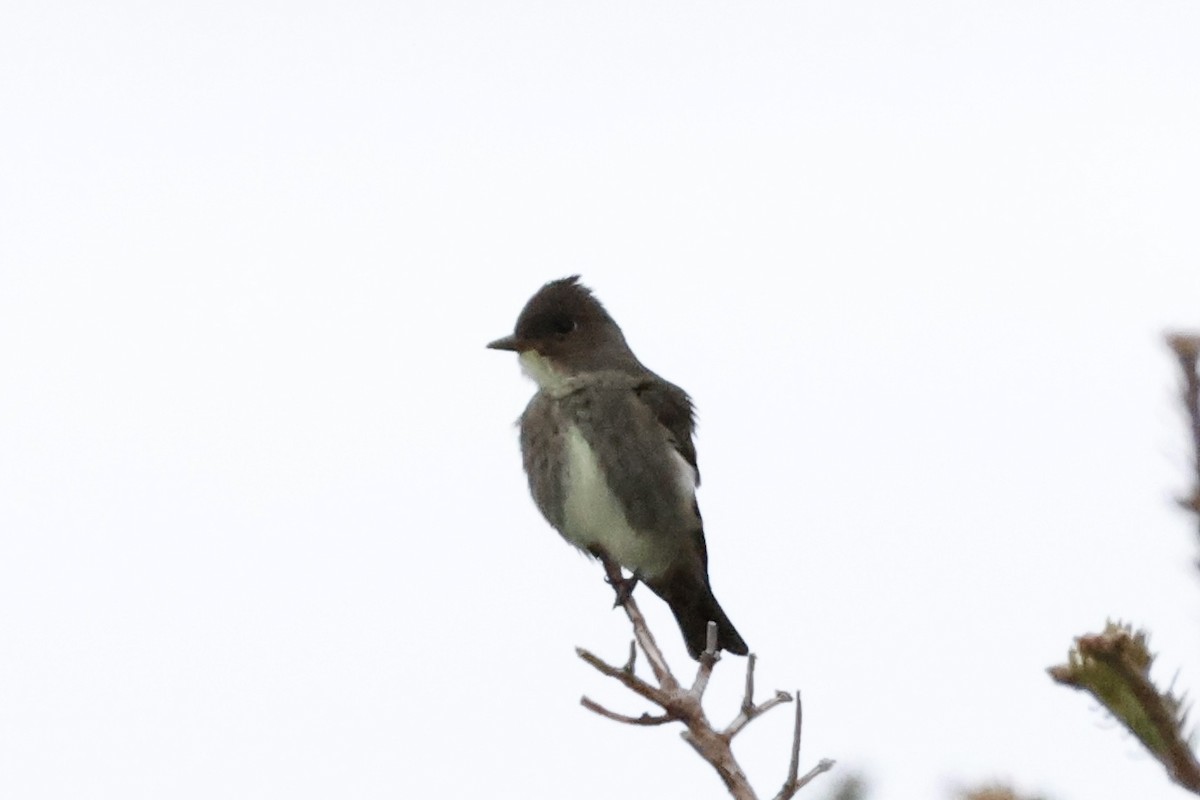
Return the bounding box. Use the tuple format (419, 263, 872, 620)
(488, 276, 747, 658)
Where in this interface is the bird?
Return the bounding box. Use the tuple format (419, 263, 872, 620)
(487, 275, 748, 658)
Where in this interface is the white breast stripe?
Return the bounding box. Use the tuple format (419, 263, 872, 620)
(560, 425, 672, 579)
(669, 448, 698, 500)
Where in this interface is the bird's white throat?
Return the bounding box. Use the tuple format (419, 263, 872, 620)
(519, 350, 572, 393)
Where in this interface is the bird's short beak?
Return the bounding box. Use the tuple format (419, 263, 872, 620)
(486, 334, 522, 352)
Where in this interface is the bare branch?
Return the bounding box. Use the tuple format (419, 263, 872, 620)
(576, 647, 668, 708)
(580, 696, 673, 726)
(598, 555, 677, 690)
(690, 622, 721, 698)
(680, 722, 758, 800)
(769, 689, 836, 799)
(579, 559, 833, 798)
(1167, 332, 1200, 543)
(724, 655, 794, 739)
(790, 760, 838, 796)
(780, 690, 804, 798)
(743, 653, 757, 713)
(725, 689, 793, 740)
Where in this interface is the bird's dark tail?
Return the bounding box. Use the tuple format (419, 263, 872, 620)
(649, 571, 748, 659)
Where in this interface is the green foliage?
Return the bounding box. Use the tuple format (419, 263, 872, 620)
(1050, 619, 1200, 791)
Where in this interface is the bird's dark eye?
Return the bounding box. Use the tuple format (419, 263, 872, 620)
(552, 317, 577, 335)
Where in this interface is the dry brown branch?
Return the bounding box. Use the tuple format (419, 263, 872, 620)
(773, 691, 836, 800)
(1168, 332, 1200, 536)
(690, 622, 721, 697)
(578, 697, 672, 726)
(725, 656, 793, 738)
(577, 556, 834, 799)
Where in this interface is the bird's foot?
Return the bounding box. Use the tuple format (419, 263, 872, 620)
(606, 570, 641, 608)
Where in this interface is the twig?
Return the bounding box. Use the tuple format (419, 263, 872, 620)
(598, 556, 676, 690)
(788, 760, 838, 796)
(744, 653, 756, 712)
(723, 655, 793, 739)
(769, 691, 836, 799)
(690, 622, 721, 698)
(580, 697, 673, 726)
(778, 691, 804, 798)
(1167, 333, 1200, 540)
(576, 646, 665, 708)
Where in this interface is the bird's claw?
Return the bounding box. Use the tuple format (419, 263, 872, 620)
(606, 570, 641, 607)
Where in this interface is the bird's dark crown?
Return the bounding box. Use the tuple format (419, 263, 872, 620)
(487, 275, 641, 374)
(513, 275, 615, 343)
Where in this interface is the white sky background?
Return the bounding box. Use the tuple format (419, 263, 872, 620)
(3, 2, 1200, 798)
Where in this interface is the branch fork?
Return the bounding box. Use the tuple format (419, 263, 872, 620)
(577, 557, 834, 800)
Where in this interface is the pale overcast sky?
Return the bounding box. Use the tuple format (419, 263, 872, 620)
(3, 2, 1200, 798)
